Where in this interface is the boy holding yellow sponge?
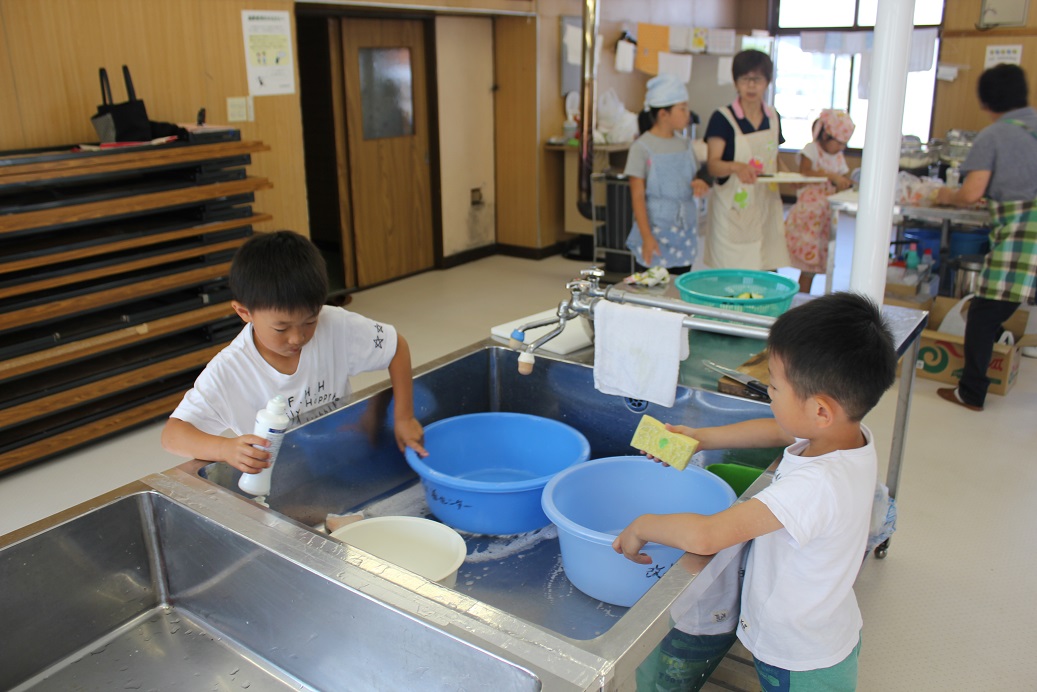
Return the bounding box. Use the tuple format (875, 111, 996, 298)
(630, 414, 700, 470)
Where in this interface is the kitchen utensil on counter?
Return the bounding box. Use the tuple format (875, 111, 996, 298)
(331, 516, 467, 588)
(675, 270, 797, 318)
(702, 360, 771, 400)
(541, 456, 736, 607)
(403, 412, 590, 535)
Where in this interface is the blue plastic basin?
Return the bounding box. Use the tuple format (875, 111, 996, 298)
(404, 412, 590, 535)
(541, 456, 737, 607)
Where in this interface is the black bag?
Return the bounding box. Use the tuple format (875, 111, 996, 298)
(90, 66, 152, 142)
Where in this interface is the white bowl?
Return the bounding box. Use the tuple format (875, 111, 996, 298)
(331, 516, 467, 587)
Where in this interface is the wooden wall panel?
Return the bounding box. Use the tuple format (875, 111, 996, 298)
(494, 16, 540, 248)
(0, 0, 306, 235)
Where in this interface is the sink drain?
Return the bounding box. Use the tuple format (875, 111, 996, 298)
(624, 397, 649, 412)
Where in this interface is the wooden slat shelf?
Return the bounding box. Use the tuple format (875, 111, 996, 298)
(0, 176, 272, 235)
(0, 343, 226, 429)
(0, 214, 271, 275)
(0, 137, 267, 473)
(0, 302, 235, 381)
(0, 391, 187, 475)
(0, 141, 270, 184)
(2, 261, 232, 331)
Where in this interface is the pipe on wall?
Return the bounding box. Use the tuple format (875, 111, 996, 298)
(576, 0, 600, 220)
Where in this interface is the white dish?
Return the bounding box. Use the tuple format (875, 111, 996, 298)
(756, 172, 828, 184)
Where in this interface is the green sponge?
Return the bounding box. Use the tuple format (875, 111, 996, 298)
(629, 414, 700, 470)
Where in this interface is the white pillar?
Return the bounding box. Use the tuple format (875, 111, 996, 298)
(850, 0, 916, 303)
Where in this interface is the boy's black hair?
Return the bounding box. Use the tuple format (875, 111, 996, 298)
(767, 292, 896, 422)
(732, 49, 773, 83)
(978, 63, 1029, 113)
(229, 230, 328, 313)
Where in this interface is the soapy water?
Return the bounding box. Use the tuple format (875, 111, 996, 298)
(462, 524, 558, 564)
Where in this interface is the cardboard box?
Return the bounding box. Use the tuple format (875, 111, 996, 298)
(885, 265, 931, 298)
(915, 296, 1036, 395)
(884, 291, 934, 313)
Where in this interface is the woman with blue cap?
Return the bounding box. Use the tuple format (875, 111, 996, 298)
(623, 73, 709, 277)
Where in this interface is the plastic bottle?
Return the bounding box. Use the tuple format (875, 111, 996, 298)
(238, 395, 290, 496)
(904, 243, 920, 271)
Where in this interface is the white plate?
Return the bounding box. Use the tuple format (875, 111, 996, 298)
(756, 172, 828, 184)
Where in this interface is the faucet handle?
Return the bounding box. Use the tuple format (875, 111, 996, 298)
(580, 267, 604, 280)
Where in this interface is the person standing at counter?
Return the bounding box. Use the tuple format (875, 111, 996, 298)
(624, 73, 710, 274)
(704, 49, 791, 271)
(934, 63, 1037, 411)
(615, 293, 898, 692)
(161, 230, 427, 472)
(785, 109, 856, 293)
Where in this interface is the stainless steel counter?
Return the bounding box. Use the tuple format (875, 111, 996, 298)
(0, 302, 927, 690)
(826, 188, 990, 294)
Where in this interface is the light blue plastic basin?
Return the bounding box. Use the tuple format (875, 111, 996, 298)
(404, 412, 591, 535)
(541, 456, 737, 607)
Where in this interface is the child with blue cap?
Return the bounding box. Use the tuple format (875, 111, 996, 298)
(623, 73, 709, 279)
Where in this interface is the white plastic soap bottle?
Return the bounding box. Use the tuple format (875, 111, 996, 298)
(238, 395, 290, 496)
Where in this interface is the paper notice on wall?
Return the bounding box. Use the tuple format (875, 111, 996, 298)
(689, 27, 708, 53)
(936, 63, 960, 82)
(707, 28, 736, 55)
(635, 23, 670, 75)
(985, 44, 1022, 68)
(670, 26, 689, 53)
(616, 39, 636, 73)
(242, 10, 295, 95)
(717, 56, 734, 85)
(563, 22, 583, 66)
(658, 52, 692, 83)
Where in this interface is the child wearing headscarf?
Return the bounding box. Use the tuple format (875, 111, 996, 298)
(623, 73, 709, 279)
(784, 109, 856, 293)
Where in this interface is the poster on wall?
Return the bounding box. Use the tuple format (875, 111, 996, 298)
(984, 44, 1023, 69)
(242, 10, 296, 96)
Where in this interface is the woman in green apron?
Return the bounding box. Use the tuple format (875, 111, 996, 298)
(935, 63, 1037, 411)
(704, 50, 790, 271)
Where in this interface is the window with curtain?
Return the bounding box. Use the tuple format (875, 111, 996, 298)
(773, 0, 944, 151)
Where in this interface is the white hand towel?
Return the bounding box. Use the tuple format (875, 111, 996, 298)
(593, 301, 687, 407)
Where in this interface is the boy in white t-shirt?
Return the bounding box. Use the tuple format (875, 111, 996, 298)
(162, 230, 427, 474)
(615, 292, 897, 691)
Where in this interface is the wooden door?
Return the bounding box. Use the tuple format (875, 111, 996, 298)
(340, 18, 434, 287)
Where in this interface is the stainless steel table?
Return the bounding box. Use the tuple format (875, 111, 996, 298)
(826, 189, 990, 295)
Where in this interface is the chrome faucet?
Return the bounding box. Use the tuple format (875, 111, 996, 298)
(507, 266, 775, 375)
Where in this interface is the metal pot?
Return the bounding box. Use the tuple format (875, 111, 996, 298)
(950, 254, 986, 298)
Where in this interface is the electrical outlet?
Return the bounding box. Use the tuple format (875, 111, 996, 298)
(470, 187, 483, 206)
(227, 97, 248, 122)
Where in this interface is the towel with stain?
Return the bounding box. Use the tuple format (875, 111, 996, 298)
(593, 301, 688, 407)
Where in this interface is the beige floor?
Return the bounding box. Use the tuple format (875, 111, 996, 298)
(1, 252, 1035, 691)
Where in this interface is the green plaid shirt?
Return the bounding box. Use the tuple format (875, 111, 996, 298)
(978, 198, 1037, 304)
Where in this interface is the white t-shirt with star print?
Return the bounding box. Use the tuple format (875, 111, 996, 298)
(171, 306, 398, 436)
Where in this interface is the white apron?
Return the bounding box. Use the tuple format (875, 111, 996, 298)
(705, 104, 791, 270)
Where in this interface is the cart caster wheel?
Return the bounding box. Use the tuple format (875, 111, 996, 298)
(874, 539, 890, 559)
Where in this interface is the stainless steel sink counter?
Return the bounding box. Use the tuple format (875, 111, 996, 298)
(0, 471, 561, 691)
(3, 298, 925, 690)
(186, 340, 778, 688)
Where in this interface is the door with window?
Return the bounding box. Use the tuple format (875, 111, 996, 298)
(340, 18, 434, 287)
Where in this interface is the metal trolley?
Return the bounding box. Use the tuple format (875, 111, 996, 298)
(590, 171, 637, 275)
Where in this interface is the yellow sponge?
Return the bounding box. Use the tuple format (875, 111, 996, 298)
(630, 415, 700, 470)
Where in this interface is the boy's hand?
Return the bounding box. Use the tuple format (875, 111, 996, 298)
(612, 518, 653, 565)
(642, 423, 706, 466)
(395, 416, 427, 457)
(222, 435, 272, 474)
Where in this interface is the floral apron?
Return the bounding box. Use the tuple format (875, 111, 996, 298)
(625, 137, 699, 269)
(705, 104, 790, 269)
(785, 146, 846, 274)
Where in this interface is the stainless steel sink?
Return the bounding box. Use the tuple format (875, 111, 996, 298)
(186, 340, 775, 687)
(0, 480, 545, 691)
